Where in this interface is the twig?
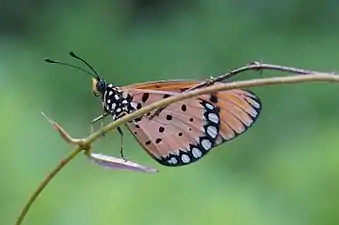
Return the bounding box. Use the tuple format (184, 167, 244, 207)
(188, 62, 319, 90)
(15, 62, 339, 225)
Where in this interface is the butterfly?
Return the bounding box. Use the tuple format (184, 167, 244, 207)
(46, 52, 262, 167)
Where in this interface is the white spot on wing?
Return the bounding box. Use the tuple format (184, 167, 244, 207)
(107, 99, 111, 104)
(208, 113, 219, 124)
(115, 95, 120, 100)
(205, 103, 214, 110)
(207, 126, 218, 138)
(108, 84, 113, 88)
(108, 91, 113, 96)
(130, 102, 139, 109)
(167, 157, 178, 164)
(242, 117, 253, 126)
(249, 109, 258, 117)
(192, 148, 202, 158)
(201, 139, 212, 150)
(246, 97, 260, 109)
(122, 100, 128, 104)
(181, 154, 190, 163)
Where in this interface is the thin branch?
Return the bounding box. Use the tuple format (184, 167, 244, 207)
(15, 62, 339, 225)
(192, 62, 321, 90)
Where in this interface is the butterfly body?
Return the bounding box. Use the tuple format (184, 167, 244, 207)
(93, 79, 262, 167)
(99, 83, 134, 120)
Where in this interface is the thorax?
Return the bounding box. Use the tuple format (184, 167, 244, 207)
(102, 85, 134, 120)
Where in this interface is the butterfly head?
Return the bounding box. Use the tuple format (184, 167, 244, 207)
(92, 77, 108, 98)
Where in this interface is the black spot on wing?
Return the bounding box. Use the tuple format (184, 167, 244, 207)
(142, 93, 150, 102)
(210, 94, 218, 103)
(134, 117, 142, 122)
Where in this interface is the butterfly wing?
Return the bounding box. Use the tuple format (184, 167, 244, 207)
(121, 81, 261, 167)
(122, 80, 198, 92)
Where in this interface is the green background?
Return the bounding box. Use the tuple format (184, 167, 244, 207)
(2, 1, 339, 225)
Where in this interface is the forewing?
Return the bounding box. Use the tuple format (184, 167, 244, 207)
(122, 80, 199, 92)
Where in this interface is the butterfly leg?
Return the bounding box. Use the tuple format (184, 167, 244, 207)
(117, 126, 126, 161)
(248, 61, 264, 76)
(207, 76, 216, 85)
(90, 112, 109, 136)
(148, 109, 162, 120)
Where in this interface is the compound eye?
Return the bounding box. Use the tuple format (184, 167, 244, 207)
(96, 80, 107, 92)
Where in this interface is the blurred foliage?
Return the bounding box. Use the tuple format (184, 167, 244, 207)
(2, 0, 339, 225)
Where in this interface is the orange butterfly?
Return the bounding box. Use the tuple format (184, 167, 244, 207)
(46, 52, 261, 167)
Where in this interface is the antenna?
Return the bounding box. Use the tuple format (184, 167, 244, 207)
(44, 58, 99, 79)
(69, 52, 100, 78)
